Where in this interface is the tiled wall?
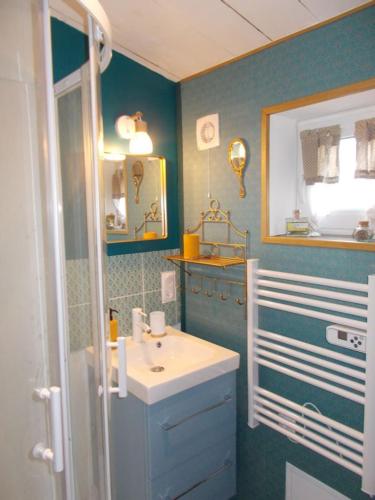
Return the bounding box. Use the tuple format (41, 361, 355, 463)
(108, 249, 181, 336)
(66, 249, 181, 350)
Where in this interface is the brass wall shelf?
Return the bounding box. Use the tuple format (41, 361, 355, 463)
(165, 254, 245, 269)
(166, 199, 248, 274)
(166, 199, 249, 316)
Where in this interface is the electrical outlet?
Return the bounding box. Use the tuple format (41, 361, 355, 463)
(161, 271, 176, 304)
(326, 325, 366, 353)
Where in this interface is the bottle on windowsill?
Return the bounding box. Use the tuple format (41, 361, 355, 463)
(352, 220, 374, 242)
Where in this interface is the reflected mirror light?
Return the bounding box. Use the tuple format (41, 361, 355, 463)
(103, 152, 126, 162)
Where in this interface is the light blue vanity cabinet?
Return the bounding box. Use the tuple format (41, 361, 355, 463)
(111, 372, 237, 500)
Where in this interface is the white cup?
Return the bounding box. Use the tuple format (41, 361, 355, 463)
(150, 311, 166, 336)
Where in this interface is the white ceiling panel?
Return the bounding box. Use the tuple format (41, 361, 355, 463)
(106, 0, 236, 79)
(105, 0, 269, 78)
(302, 0, 367, 21)
(50, 0, 371, 81)
(155, 0, 269, 56)
(225, 0, 317, 40)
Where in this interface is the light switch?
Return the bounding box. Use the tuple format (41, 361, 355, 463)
(161, 271, 176, 304)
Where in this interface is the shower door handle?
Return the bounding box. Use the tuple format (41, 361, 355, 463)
(32, 386, 64, 472)
(107, 336, 127, 398)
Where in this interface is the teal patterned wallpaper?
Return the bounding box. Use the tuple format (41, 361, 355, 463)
(181, 6, 375, 500)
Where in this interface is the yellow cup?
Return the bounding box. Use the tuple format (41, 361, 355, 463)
(183, 233, 200, 259)
(143, 231, 158, 240)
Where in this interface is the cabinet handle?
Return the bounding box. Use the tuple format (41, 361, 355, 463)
(170, 459, 233, 500)
(160, 394, 232, 431)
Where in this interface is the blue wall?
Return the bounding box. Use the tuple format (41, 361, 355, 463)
(180, 6, 375, 500)
(51, 18, 179, 255)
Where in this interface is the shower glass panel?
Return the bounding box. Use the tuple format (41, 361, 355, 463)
(56, 64, 108, 500)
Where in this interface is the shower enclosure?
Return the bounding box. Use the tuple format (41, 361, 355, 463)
(0, 0, 116, 499)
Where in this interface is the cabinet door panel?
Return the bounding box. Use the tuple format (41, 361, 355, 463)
(149, 436, 236, 500)
(148, 373, 236, 479)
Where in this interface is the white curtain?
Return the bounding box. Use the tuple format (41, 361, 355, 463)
(354, 118, 375, 178)
(300, 125, 341, 185)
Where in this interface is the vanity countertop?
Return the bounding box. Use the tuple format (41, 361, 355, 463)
(109, 326, 239, 404)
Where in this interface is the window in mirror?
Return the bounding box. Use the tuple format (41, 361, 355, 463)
(262, 79, 375, 251)
(307, 137, 374, 236)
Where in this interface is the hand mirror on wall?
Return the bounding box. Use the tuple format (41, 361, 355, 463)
(228, 138, 247, 198)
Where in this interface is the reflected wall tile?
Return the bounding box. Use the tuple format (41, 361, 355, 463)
(66, 258, 90, 306)
(68, 303, 92, 351)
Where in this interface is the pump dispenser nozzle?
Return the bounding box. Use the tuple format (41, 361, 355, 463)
(109, 308, 119, 342)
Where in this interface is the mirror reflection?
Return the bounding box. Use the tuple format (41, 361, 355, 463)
(263, 81, 375, 249)
(104, 154, 167, 243)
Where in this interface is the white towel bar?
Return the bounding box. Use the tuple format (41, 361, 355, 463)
(257, 288, 367, 318)
(256, 268, 369, 293)
(247, 259, 375, 496)
(255, 299, 367, 331)
(256, 279, 369, 306)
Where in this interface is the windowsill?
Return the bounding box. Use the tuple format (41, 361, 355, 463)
(263, 234, 375, 251)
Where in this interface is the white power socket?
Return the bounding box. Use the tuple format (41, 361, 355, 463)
(161, 271, 176, 304)
(326, 325, 366, 353)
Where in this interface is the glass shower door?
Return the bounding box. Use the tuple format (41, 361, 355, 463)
(55, 57, 111, 500)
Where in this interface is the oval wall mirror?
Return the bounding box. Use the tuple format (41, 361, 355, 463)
(228, 137, 247, 198)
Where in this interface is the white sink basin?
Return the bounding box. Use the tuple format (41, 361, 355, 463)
(110, 326, 239, 404)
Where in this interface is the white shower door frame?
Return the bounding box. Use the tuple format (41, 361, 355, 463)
(42, 1, 113, 498)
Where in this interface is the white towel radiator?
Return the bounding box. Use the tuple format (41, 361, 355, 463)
(247, 259, 374, 496)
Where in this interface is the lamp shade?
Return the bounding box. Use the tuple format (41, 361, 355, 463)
(129, 131, 153, 154)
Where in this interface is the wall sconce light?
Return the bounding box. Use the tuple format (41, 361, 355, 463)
(115, 111, 153, 155)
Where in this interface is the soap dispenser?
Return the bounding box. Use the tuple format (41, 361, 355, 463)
(109, 308, 119, 342)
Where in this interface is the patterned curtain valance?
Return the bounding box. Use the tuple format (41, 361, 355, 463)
(355, 118, 375, 179)
(300, 125, 341, 185)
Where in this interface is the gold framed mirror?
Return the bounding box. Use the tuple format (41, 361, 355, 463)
(104, 154, 167, 243)
(228, 137, 247, 198)
(262, 78, 375, 251)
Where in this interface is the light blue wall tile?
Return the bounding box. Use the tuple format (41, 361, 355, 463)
(144, 290, 177, 327)
(108, 253, 143, 298)
(107, 248, 181, 336)
(109, 294, 144, 337)
(142, 249, 180, 292)
(66, 249, 181, 347)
